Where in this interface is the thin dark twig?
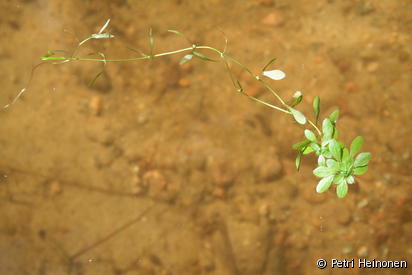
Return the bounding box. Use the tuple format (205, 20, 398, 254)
(69, 203, 155, 260)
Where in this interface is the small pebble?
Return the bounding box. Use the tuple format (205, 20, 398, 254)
(342, 245, 353, 255)
(261, 12, 285, 27)
(258, 203, 269, 217)
(49, 180, 62, 195)
(131, 185, 145, 195)
(366, 61, 379, 72)
(357, 246, 369, 258)
(345, 82, 358, 93)
(89, 95, 103, 116)
(212, 187, 225, 199)
(357, 198, 369, 209)
(143, 170, 167, 193)
(337, 208, 352, 225)
(179, 63, 193, 73)
(356, 1, 374, 15)
(245, 87, 262, 97)
(178, 78, 190, 88)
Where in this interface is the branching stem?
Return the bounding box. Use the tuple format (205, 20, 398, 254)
(41, 37, 322, 135)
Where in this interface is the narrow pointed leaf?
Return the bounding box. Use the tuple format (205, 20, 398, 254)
(98, 18, 111, 34)
(350, 136, 364, 157)
(167, 29, 185, 36)
(262, 70, 285, 80)
(292, 140, 311, 150)
(302, 146, 314, 155)
(179, 54, 193, 65)
(41, 56, 67, 60)
(192, 51, 217, 62)
(313, 96, 320, 123)
(262, 57, 277, 72)
(336, 182, 348, 198)
(354, 152, 371, 167)
(295, 152, 302, 170)
(149, 28, 154, 54)
(289, 107, 306, 125)
(316, 175, 334, 193)
(89, 70, 104, 87)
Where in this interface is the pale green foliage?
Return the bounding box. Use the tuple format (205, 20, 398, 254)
(35, 19, 372, 198)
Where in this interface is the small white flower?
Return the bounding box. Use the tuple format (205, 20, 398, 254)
(293, 91, 302, 98)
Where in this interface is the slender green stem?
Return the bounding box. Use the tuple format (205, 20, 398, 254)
(43, 43, 322, 135)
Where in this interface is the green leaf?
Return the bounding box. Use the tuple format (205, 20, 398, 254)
(41, 56, 67, 60)
(291, 93, 303, 107)
(333, 127, 339, 139)
(316, 175, 334, 193)
(313, 166, 337, 178)
(329, 109, 340, 122)
(336, 181, 348, 198)
(354, 152, 371, 167)
(322, 118, 333, 139)
(353, 166, 368, 175)
(292, 140, 311, 150)
(313, 96, 320, 123)
(89, 70, 104, 87)
(333, 174, 345, 185)
(302, 146, 314, 155)
(304, 130, 317, 142)
(326, 159, 339, 170)
(192, 51, 217, 62)
(342, 148, 350, 163)
(167, 29, 191, 44)
(295, 152, 302, 171)
(262, 57, 277, 72)
(311, 143, 321, 152)
(179, 54, 193, 65)
(167, 29, 184, 36)
(289, 107, 306, 125)
(350, 136, 364, 157)
(318, 155, 326, 166)
(328, 139, 342, 161)
(347, 175, 355, 184)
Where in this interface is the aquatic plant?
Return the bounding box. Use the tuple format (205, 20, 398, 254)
(9, 19, 371, 198)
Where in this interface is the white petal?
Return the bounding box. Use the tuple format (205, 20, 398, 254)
(293, 91, 302, 98)
(262, 69, 286, 80)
